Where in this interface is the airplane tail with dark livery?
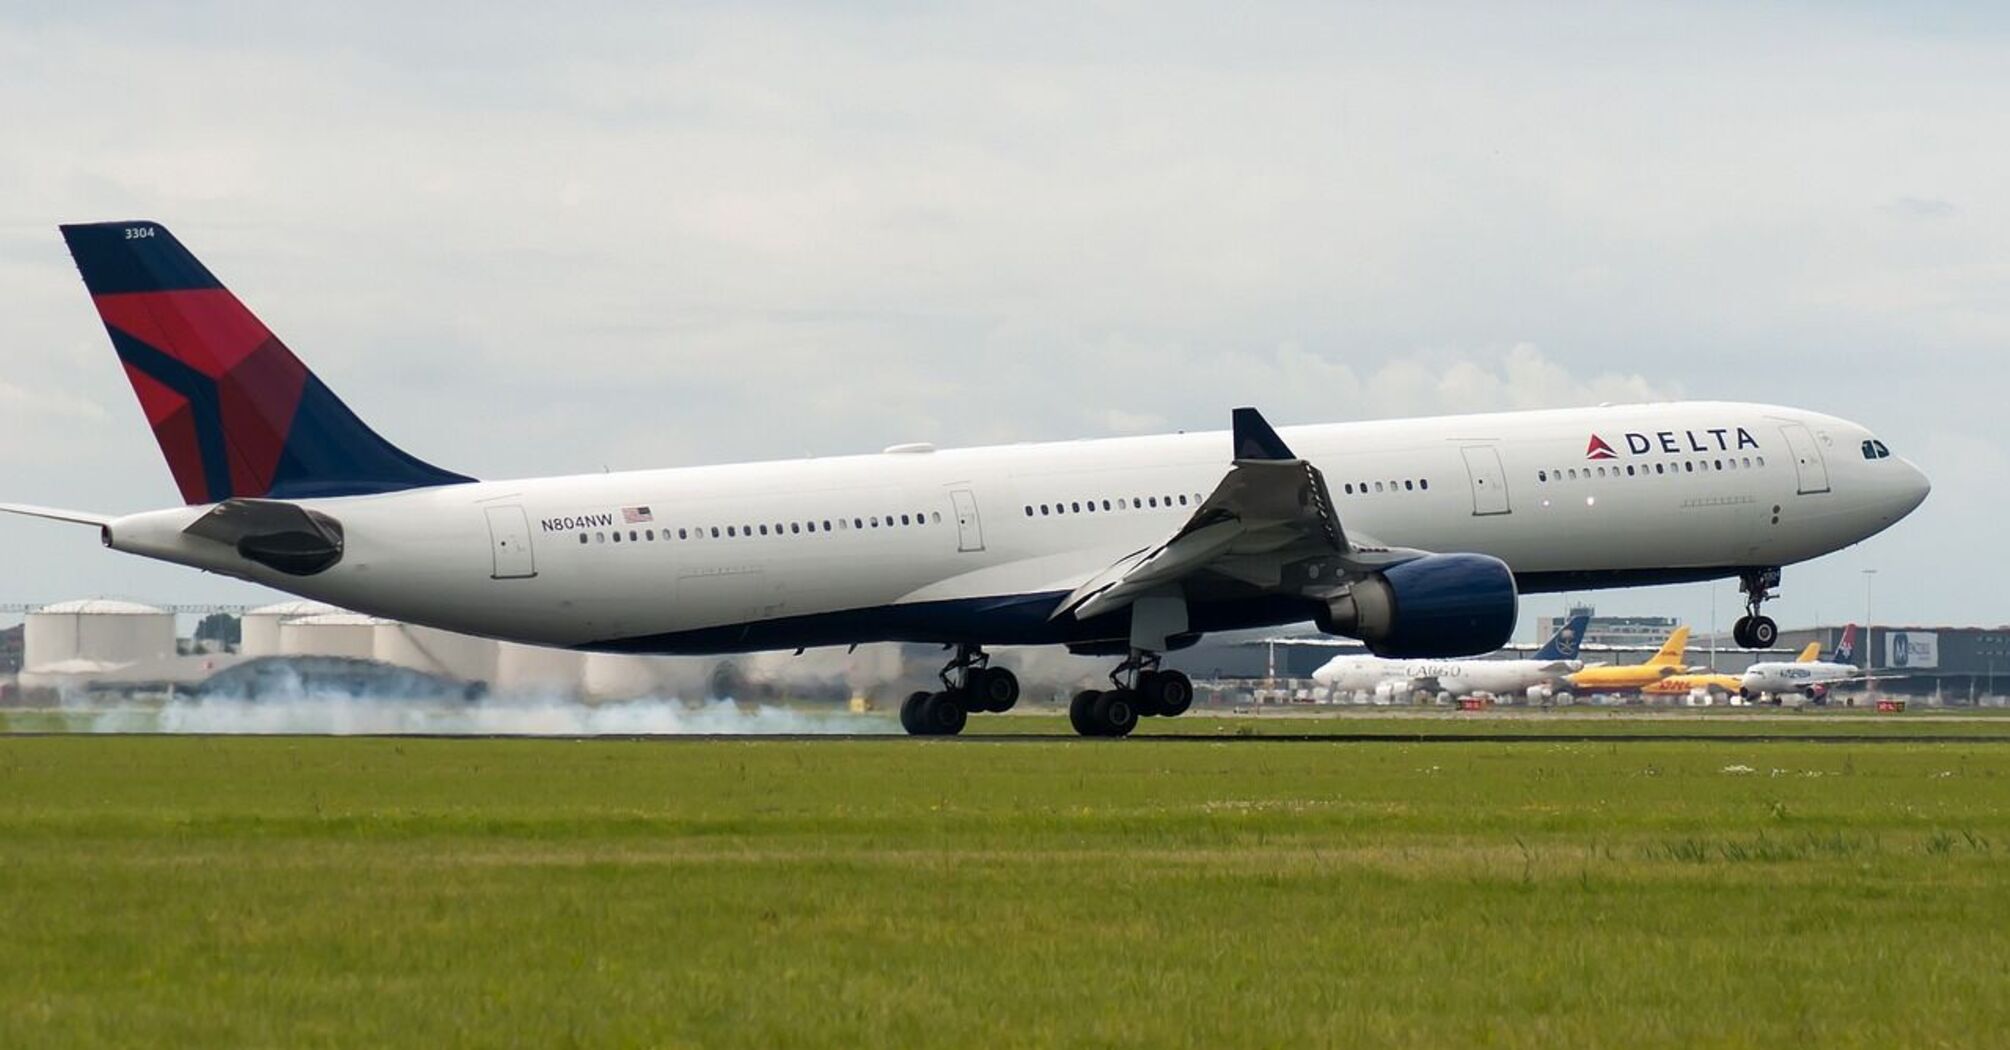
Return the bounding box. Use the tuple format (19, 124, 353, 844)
(58, 221, 473, 505)
(1533, 611, 1590, 661)
(1832, 624, 1858, 665)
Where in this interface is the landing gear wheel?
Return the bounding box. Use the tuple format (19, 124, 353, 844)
(1133, 671, 1165, 717)
(900, 690, 932, 735)
(971, 666, 1020, 713)
(1732, 617, 1753, 649)
(1070, 690, 1104, 736)
(1148, 670, 1194, 717)
(918, 691, 967, 736)
(1091, 690, 1140, 738)
(1747, 616, 1778, 648)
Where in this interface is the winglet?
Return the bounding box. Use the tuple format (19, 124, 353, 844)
(1232, 407, 1295, 461)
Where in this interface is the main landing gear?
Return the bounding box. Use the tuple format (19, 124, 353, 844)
(900, 643, 1019, 737)
(1068, 650, 1194, 738)
(1733, 567, 1782, 650)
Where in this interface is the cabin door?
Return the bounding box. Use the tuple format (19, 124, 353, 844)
(1459, 446, 1512, 516)
(484, 506, 537, 579)
(1779, 423, 1831, 495)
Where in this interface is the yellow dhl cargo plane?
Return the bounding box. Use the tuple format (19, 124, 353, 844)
(1640, 641, 1821, 698)
(1567, 627, 1692, 692)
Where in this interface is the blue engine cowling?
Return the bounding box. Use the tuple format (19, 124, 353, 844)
(1316, 553, 1518, 658)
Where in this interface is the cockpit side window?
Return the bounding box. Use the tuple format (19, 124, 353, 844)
(1862, 439, 1893, 460)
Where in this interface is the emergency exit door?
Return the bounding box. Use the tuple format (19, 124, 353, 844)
(484, 505, 537, 579)
(1460, 446, 1512, 516)
(950, 489, 985, 552)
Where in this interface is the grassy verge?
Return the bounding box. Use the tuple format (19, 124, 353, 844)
(2, 736, 2008, 1047)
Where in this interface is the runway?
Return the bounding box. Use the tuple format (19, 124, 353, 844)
(7, 731, 2007, 744)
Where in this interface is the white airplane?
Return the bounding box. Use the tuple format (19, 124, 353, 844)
(1740, 625, 1869, 703)
(0, 222, 1932, 737)
(1312, 612, 1589, 703)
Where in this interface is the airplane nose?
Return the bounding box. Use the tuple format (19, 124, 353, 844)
(1898, 459, 1931, 513)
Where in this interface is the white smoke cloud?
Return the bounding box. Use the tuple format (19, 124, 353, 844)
(64, 691, 895, 736)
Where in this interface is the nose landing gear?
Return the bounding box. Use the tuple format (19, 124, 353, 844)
(1732, 567, 1782, 649)
(899, 643, 1020, 737)
(1068, 650, 1195, 738)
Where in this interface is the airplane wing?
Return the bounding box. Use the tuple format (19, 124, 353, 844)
(1051, 408, 1427, 624)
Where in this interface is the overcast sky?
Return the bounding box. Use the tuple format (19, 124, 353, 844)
(2, 2, 2004, 638)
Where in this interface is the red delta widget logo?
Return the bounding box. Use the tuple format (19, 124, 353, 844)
(1586, 427, 1761, 460)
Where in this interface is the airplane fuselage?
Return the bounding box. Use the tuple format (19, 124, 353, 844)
(100, 400, 1930, 655)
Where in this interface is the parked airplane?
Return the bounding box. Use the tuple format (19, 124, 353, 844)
(1639, 672, 1743, 702)
(0, 222, 1932, 736)
(1740, 625, 1865, 703)
(1311, 612, 1589, 702)
(1565, 627, 1694, 693)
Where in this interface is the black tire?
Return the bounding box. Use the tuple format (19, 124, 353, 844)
(1749, 616, 1778, 648)
(972, 666, 1020, 713)
(920, 691, 967, 736)
(900, 690, 932, 735)
(1153, 671, 1194, 717)
(1070, 690, 1104, 736)
(1092, 690, 1139, 738)
(1133, 671, 1165, 717)
(1731, 617, 1755, 649)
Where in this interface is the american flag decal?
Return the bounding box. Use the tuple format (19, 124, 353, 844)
(1585, 435, 1618, 460)
(622, 506, 654, 524)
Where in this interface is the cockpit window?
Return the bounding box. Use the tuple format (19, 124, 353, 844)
(1862, 439, 1893, 460)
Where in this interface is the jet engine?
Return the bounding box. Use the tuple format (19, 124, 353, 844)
(1317, 552, 1517, 658)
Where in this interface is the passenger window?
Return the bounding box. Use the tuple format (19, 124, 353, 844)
(1039, 505, 1049, 516)
(578, 533, 588, 545)
(612, 531, 622, 543)
(1070, 502, 1080, 513)
(1419, 479, 1428, 490)
(1178, 494, 1189, 505)
(1374, 482, 1384, 492)
(1655, 464, 1664, 475)
(679, 528, 688, 540)
(596, 532, 606, 543)
(1102, 500, 1112, 511)
(901, 514, 911, 525)
(1405, 479, 1415, 490)
(1536, 472, 1545, 483)
(1347, 482, 1358, 492)
(930, 512, 940, 524)
(1148, 497, 1158, 508)
(791, 523, 801, 534)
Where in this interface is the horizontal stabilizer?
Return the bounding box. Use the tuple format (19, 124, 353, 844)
(0, 502, 114, 527)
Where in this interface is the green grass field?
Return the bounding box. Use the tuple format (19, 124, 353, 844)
(4, 731, 2010, 1047)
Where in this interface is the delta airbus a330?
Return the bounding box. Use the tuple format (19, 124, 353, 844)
(1, 222, 1932, 736)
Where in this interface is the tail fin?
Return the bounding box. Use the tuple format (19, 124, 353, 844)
(1649, 626, 1690, 667)
(1794, 642, 1822, 663)
(59, 221, 473, 504)
(1831, 624, 1858, 664)
(1534, 612, 1591, 661)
